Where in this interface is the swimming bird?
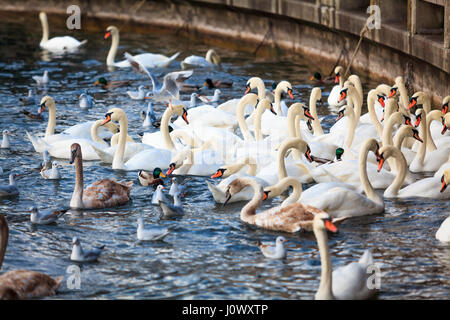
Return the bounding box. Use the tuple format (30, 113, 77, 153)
(258, 236, 287, 259)
(127, 85, 147, 100)
(1, 130, 12, 149)
(159, 193, 184, 218)
(138, 168, 166, 187)
(79, 92, 94, 110)
(181, 49, 221, 69)
(94, 77, 132, 90)
(40, 149, 52, 171)
(141, 102, 159, 128)
(0, 214, 63, 299)
(0, 174, 19, 197)
(204, 78, 233, 89)
(20, 89, 36, 105)
(436, 216, 450, 242)
(38, 12, 87, 52)
(29, 207, 68, 225)
(32, 70, 49, 85)
(125, 52, 193, 102)
(70, 237, 104, 262)
(40, 161, 61, 180)
(198, 89, 221, 104)
(137, 217, 170, 241)
(169, 177, 189, 197)
(152, 185, 168, 205)
(22, 108, 44, 121)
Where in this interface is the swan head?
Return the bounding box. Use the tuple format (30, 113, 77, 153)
(408, 95, 419, 110)
(206, 49, 221, 66)
(223, 178, 255, 205)
(39, 12, 47, 22)
(69, 143, 82, 164)
(338, 87, 349, 103)
(155, 185, 165, 193)
(257, 98, 276, 115)
(39, 96, 54, 114)
(313, 212, 338, 233)
(442, 96, 449, 114)
(414, 108, 424, 128)
(311, 87, 322, 102)
(334, 66, 343, 83)
(388, 86, 398, 99)
(245, 77, 263, 94)
(336, 105, 352, 122)
(442, 113, 450, 135)
(376, 145, 399, 172)
(101, 108, 126, 126)
(376, 94, 386, 108)
(211, 168, 226, 179)
(275, 81, 294, 99)
(105, 26, 118, 39)
(441, 169, 450, 193)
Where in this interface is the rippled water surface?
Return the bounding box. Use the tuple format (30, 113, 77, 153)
(0, 12, 449, 300)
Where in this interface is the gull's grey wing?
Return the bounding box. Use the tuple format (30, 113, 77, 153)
(161, 70, 194, 98)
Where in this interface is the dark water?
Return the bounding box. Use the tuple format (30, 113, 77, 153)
(0, 13, 449, 300)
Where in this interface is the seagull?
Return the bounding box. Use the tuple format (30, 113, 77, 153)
(0, 173, 19, 197)
(141, 102, 158, 128)
(20, 89, 36, 105)
(198, 89, 221, 104)
(124, 52, 193, 102)
(29, 206, 68, 225)
(70, 237, 105, 262)
(159, 193, 184, 218)
(127, 85, 147, 100)
(40, 161, 61, 180)
(136, 217, 170, 241)
(258, 236, 287, 259)
(79, 91, 94, 110)
(32, 70, 49, 85)
(169, 177, 189, 197)
(180, 93, 199, 109)
(1, 130, 12, 148)
(152, 185, 168, 205)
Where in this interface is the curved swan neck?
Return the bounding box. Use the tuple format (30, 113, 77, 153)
(414, 110, 427, 166)
(382, 112, 403, 147)
(367, 90, 383, 138)
(277, 138, 307, 180)
(384, 146, 407, 196)
(113, 113, 129, 169)
(253, 100, 269, 141)
(240, 178, 264, 220)
(237, 94, 257, 141)
(161, 107, 178, 150)
(425, 110, 441, 151)
(171, 130, 200, 148)
(90, 120, 107, 144)
(396, 78, 410, 114)
(309, 89, 324, 136)
(40, 13, 49, 44)
(269, 177, 303, 205)
(344, 107, 356, 151)
(359, 140, 382, 204)
(314, 226, 334, 300)
(107, 29, 119, 66)
(45, 100, 56, 137)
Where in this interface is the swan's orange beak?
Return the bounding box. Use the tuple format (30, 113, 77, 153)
(211, 169, 224, 179)
(39, 103, 46, 114)
(334, 75, 339, 84)
(405, 117, 412, 126)
(414, 116, 421, 127)
(304, 108, 315, 120)
(388, 88, 396, 98)
(101, 114, 111, 125)
(408, 98, 417, 110)
(378, 96, 385, 108)
(412, 130, 423, 143)
(166, 163, 176, 176)
(325, 220, 338, 233)
(244, 85, 251, 95)
(338, 90, 346, 102)
(104, 31, 111, 39)
(443, 103, 448, 114)
(441, 176, 447, 193)
(182, 109, 189, 124)
(263, 191, 269, 201)
(442, 124, 449, 135)
(305, 147, 313, 163)
(288, 88, 294, 99)
(377, 157, 385, 172)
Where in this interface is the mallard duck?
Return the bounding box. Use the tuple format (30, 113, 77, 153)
(310, 72, 335, 85)
(22, 109, 44, 121)
(203, 78, 233, 89)
(94, 77, 132, 90)
(138, 168, 166, 187)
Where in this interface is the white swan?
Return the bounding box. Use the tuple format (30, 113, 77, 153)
(39, 12, 87, 52)
(105, 26, 179, 68)
(327, 66, 344, 107)
(436, 215, 450, 242)
(181, 49, 221, 69)
(313, 213, 377, 300)
(377, 145, 450, 199)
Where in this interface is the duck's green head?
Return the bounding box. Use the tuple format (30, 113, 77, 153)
(94, 77, 108, 86)
(153, 167, 166, 178)
(336, 148, 344, 161)
(310, 72, 322, 81)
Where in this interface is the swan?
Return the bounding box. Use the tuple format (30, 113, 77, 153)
(392, 125, 423, 165)
(436, 216, 450, 242)
(267, 139, 385, 218)
(104, 26, 179, 68)
(181, 49, 221, 69)
(99, 108, 174, 171)
(26, 96, 116, 153)
(125, 52, 193, 102)
(29, 207, 68, 225)
(388, 76, 410, 113)
(0, 214, 63, 299)
(165, 145, 225, 176)
(377, 145, 450, 199)
(313, 213, 377, 300)
(69, 143, 133, 209)
(327, 66, 345, 107)
(410, 108, 450, 172)
(70, 237, 104, 262)
(223, 177, 346, 233)
(172, 102, 237, 130)
(32, 70, 49, 85)
(442, 95, 450, 114)
(39, 12, 87, 52)
(258, 236, 287, 259)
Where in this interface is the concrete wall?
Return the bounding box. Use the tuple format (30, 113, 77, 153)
(1, 0, 448, 106)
